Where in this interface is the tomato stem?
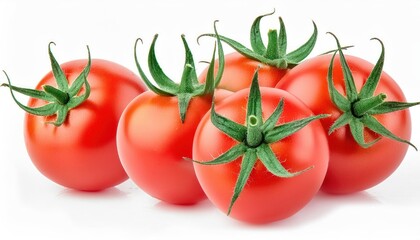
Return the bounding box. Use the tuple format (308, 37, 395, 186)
(246, 115, 263, 148)
(264, 30, 280, 60)
(43, 85, 70, 105)
(352, 94, 386, 118)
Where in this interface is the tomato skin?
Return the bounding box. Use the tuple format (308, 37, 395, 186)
(117, 91, 229, 205)
(198, 52, 288, 92)
(24, 59, 146, 191)
(276, 54, 411, 194)
(192, 88, 329, 223)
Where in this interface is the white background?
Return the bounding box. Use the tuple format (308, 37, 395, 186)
(1, 0, 419, 239)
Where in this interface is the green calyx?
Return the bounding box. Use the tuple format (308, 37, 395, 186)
(198, 10, 317, 69)
(135, 21, 224, 123)
(1, 42, 91, 126)
(188, 69, 329, 215)
(327, 33, 419, 150)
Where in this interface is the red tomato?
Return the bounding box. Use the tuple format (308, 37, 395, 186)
(117, 92, 229, 205)
(276, 54, 412, 194)
(198, 52, 288, 91)
(192, 87, 329, 223)
(24, 59, 146, 191)
(197, 12, 317, 92)
(116, 28, 230, 204)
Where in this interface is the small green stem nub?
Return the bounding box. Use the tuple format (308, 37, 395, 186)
(43, 85, 70, 105)
(352, 93, 386, 118)
(264, 30, 280, 60)
(246, 115, 263, 148)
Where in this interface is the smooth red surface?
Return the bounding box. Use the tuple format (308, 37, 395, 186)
(198, 52, 288, 92)
(276, 54, 411, 194)
(192, 88, 329, 223)
(24, 59, 146, 191)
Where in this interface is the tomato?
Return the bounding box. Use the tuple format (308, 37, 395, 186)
(276, 37, 415, 194)
(117, 27, 228, 204)
(23, 59, 145, 191)
(117, 93, 213, 204)
(192, 74, 329, 223)
(3, 44, 146, 191)
(23, 61, 146, 190)
(198, 11, 317, 92)
(198, 52, 288, 91)
(116, 85, 230, 205)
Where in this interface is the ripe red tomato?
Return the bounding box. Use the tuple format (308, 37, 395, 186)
(117, 93, 218, 204)
(116, 88, 230, 205)
(17, 58, 145, 191)
(276, 52, 413, 194)
(192, 86, 329, 223)
(198, 52, 288, 91)
(116, 30, 229, 205)
(198, 11, 317, 92)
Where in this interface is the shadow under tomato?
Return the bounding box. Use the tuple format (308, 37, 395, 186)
(57, 186, 129, 199)
(228, 190, 381, 228)
(280, 191, 379, 228)
(153, 199, 214, 213)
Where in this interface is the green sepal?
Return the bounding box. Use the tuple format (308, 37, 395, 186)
(134, 38, 173, 96)
(134, 21, 224, 123)
(264, 113, 330, 144)
(260, 98, 284, 132)
(349, 118, 381, 148)
(177, 93, 193, 123)
(358, 38, 385, 99)
(1, 81, 54, 102)
(202, 43, 217, 95)
(148, 35, 179, 93)
(328, 33, 358, 102)
(277, 17, 287, 56)
(285, 20, 317, 65)
(191, 68, 328, 215)
(250, 9, 275, 55)
(227, 149, 258, 215)
(361, 115, 417, 150)
(51, 106, 69, 126)
(367, 101, 420, 115)
(257, 143, 313, 178)
(319, 45, 354, 56)
(67, 78, 90, 109)
(1, 43, 91, 127)
(187, 143, 248, 166)
(327, 33, 418, 150)
(198, 10, 317, 69)
(48, 42, 68, 91)
(246, 69, 263, 123)
(1, 74, 57, 116)
(328, 111, 352, 134)
(327, 51, 351, 111)
(210, 102, 247, 142)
